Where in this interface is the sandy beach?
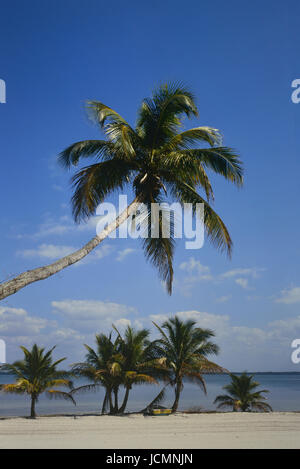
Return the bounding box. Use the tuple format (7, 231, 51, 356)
(0, 412, 299, 449)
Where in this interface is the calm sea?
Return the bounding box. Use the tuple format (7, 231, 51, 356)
(0, 373, 299, 417)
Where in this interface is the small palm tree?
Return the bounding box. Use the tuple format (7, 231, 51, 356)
(0, 82, 243, 300)
(0, 344, 75, 418)
(72, 327, 163, 414)
(214, 372, 272, 412)
(153, 316, 225, 412)
(114, 325, 164, 414)
(71, 333, 121, 414)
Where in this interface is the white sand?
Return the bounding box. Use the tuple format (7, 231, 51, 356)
(0, 412, 299, 449)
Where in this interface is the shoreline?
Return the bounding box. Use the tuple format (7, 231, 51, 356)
(0, 412, 299, 449)
(1, 409, 300, 420)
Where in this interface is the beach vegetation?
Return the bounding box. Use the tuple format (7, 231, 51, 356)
(0, 344, 75, 418)
(214, 372, 272, 412)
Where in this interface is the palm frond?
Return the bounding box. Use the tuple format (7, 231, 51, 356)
(157, 152, 215, 200)
(86, 101, 138, 158)
(251, 402, 273, 412)
(193, 358, 226, 373)
(214, 395, 236, 409)
(182, 369, 207, 394)
(161, 127, 222, 152)
(71, 159, 133, 221)
(136, 82, 198, 150)
(46, 390, 76, 406)
(170, 180, 232, 256)
(70, 383, 101, 395)
(140, 201, 175, 294)
(183, 147, 243, 187)
(1, 382, 28, 394)
(142, 385, 168, 411)
(58, 140, 114, 168)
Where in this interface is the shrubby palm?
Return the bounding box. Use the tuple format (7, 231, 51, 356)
(0, 344, 74, 418)
(214, 372, 272, 412)
(0, 82, 243, 300)
(153, 316, 225, 412)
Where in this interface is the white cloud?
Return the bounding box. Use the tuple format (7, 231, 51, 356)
(17, 243, 114, 265)
(17, 244, 75, 260)
(116, 248, 136, 262)
(52, 184, 64, 192)
(176, 260, 265, 295)
(52, 299, 136, 318)
(51, 299, 137, 332)
(178, 257, 213, 295)
(179, 258, 211, 276)
(0, 306, 85, 363)
(16, 213, 104, 240)
(221, 267, 265, 279)
(216, 295, 232, 303)
(219, 267, 265, 291)
(33, 216, 73, 238)
(275, 286, 300, 304)
(235, 278, 249, 289)
(0, 306, 52, 336)
(113, 318, 132, 330)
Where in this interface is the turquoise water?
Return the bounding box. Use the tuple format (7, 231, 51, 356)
(0, 373, 299, 417)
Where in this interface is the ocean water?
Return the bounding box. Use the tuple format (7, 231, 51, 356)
(0, 373, 299, 417)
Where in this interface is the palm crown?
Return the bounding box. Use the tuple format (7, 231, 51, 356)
(214, 372, 273, 412)
(59, 82, 243, 294)
(153, 316, 225, 412)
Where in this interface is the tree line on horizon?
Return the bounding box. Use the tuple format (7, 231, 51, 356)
(0, 317, 272, 418)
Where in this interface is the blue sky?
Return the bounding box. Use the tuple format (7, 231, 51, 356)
(0, 0, 300, 370)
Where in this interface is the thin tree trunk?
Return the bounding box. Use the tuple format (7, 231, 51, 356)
(108, 389, 113, 414)
(30, 394, 37, 419)
(113, 387, 119, 414)
(101, 390, 108, 414)
(118, 386, 130, 414)
(0, 198, 140, 301)
(172, 379, 182, 413)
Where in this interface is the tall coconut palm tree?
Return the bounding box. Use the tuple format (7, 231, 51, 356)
(0, 82, 243, 300)
(0, 344, 75, 418)
(71, 332, 122, 414)
(214, 372, 272, 412)
(153, 316, 225, 412)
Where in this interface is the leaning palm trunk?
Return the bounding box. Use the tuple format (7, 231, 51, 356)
(0, 198, 139, 301)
